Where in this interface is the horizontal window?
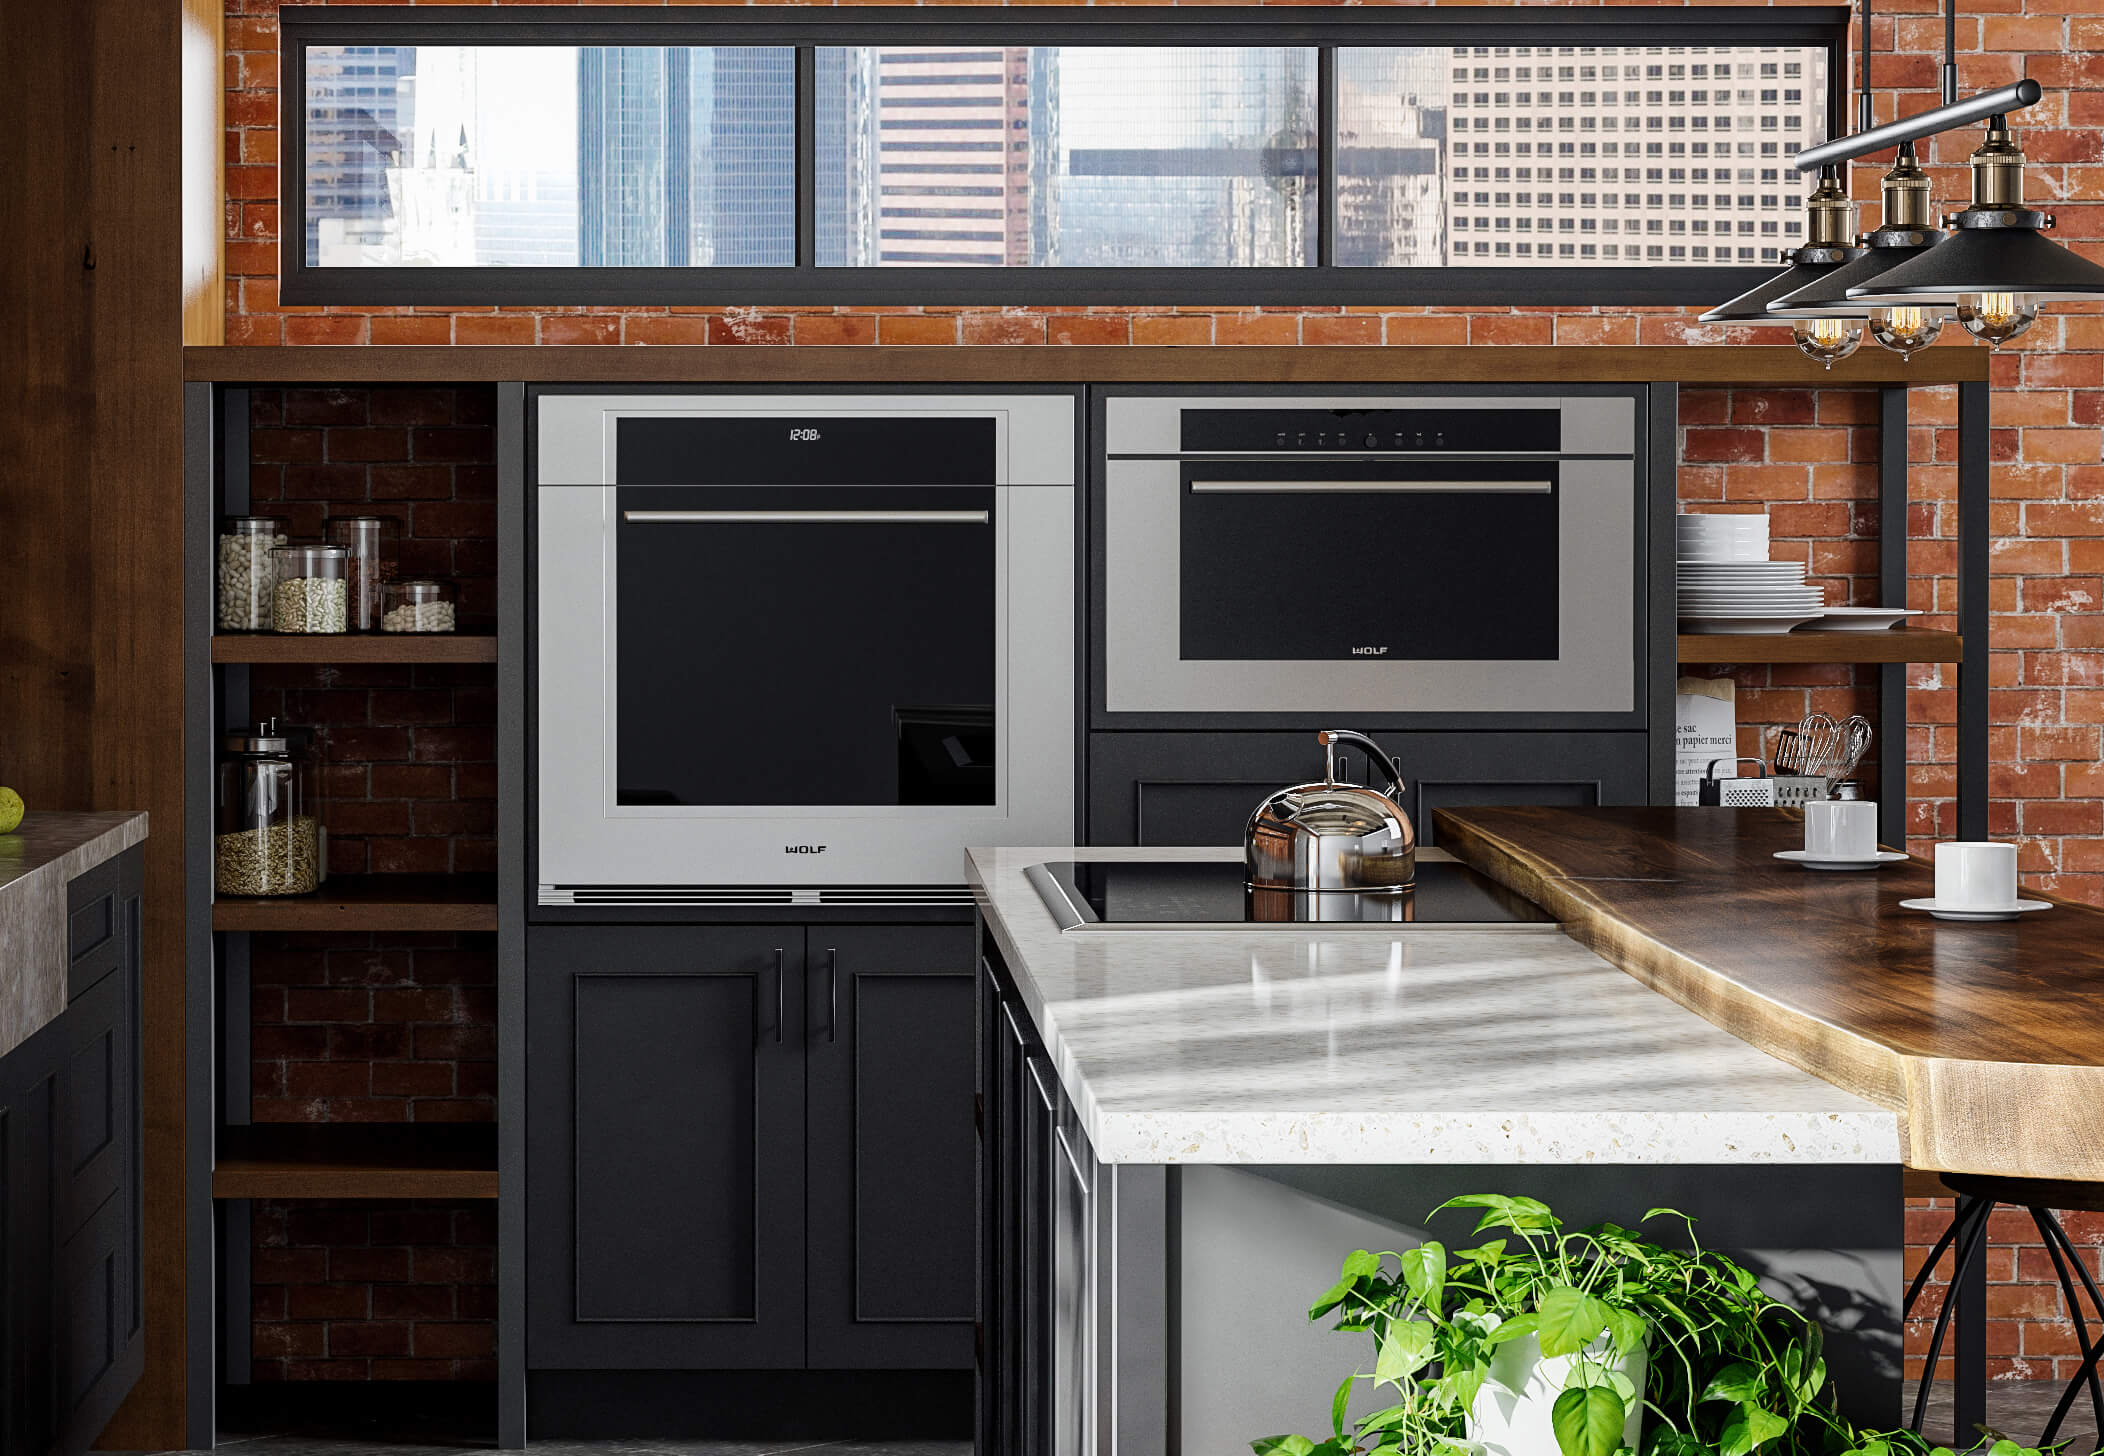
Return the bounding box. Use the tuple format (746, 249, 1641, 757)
(279, 6, 1842, 305)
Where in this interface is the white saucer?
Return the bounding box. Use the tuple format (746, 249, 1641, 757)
(1680, 614, 1825, 634)
(1899, 897, 2054, 922)
(1774, 849, 1910, 871)
(1809, 606, 1925, 631)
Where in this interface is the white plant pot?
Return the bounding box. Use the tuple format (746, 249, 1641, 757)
(1466, 1330, 1647, 1456)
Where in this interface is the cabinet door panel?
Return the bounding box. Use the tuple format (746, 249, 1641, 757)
(529, 927, 805, 1369)
(807, 926, 976, 1369)
(61, 972, 125, 1242)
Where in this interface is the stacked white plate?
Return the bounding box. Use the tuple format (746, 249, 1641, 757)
(1677, 515, 1826, 634)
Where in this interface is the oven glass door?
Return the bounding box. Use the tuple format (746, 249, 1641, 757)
(612, 483, 997, 809)
(610, 413, 999, 811)
(1176, 459, 1562, 662)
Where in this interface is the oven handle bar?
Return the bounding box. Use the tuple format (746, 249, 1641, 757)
(1187, 481, 1552, 495)
(622, 509, 991, 525)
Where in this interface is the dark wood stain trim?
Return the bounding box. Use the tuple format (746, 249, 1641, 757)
(184, 345, 1994, 387)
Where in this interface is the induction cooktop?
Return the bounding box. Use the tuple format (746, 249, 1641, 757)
(1023, 853, 1559, 933)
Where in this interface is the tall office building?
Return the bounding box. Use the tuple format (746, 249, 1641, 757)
(1334, 49, 1448, 268)
(1442, 44, 1829, 266)
(704, 48, 797, 267)
(1050, 48, 1314, 268)
(304, 45, 413, 266)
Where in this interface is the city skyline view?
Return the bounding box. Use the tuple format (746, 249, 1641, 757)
(304, 41, 1827, 271)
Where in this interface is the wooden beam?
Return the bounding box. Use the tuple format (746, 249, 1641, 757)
(183, 343, 1995, 387)
(180, 0, 223, 347)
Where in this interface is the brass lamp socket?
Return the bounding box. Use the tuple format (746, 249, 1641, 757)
(1880, 142, 1934, 231)
(1803, 165, 1856, 248)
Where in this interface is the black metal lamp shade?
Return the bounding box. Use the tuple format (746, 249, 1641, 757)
(1698, 247, 1863, 323)
(1767, 239, 1941, 317)
(1845, 223, 2104, 304)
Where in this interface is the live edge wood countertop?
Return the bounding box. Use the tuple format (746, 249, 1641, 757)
(1434, 806, 2104, 1183)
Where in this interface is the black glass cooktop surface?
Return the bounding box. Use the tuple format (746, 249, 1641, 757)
(1024, 855, 1558, 932)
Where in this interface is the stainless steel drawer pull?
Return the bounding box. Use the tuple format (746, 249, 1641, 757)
(622, 509, 990, 525)
(1187, 481, 1553, 495)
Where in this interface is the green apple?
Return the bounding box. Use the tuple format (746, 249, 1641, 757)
(0, 787, 23, 835)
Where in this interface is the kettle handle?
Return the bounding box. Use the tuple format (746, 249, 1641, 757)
(1317, 729, 1406, 798)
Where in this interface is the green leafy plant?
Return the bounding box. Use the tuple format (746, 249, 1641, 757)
(1253, 1194, 2083, 1456)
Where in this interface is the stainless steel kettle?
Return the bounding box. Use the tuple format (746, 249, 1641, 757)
(1246, 730, 1416, 894)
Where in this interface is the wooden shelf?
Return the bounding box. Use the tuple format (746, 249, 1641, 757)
(213, 1124, 497, 1200)
(183, 344, 1994, 387)
(1677, 626, 1962, 665)
(212, 634, 496, 665)
(212, 873, 498, 932)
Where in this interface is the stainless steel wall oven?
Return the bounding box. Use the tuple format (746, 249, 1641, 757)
(1093, 389, 1645, 726)
(534, 392, 1076, 905)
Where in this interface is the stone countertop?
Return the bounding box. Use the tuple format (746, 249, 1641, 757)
(0, 811, 149, 1058)
(966, 844, 1898, 1167)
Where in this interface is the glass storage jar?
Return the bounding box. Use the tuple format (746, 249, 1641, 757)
(269, 544, 350, 634)
(215, 720, 323, 897)
(326, 515, 401, 632)
(218, 515, 288, 631)
(380, 579, 458, 634)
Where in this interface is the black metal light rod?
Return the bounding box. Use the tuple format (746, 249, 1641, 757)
(1791, 77, 2040, 171)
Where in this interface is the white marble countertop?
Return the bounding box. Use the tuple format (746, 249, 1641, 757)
(0, 811, 149, 1058)
(967, 845, 1899, 1166)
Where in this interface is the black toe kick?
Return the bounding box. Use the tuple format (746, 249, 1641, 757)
(524, 1370, 973, 1440)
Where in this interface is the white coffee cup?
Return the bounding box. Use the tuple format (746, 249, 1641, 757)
(1804, 800, 1878, 860)
(1934, 841, 2019, 909)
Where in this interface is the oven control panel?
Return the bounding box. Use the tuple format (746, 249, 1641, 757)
(1179, 407, 1563, 455)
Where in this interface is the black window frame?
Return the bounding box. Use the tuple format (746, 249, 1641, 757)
(277, 4, 1846, 308)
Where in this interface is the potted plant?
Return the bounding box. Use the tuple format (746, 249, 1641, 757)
(1253, 1193, 2077, 1456)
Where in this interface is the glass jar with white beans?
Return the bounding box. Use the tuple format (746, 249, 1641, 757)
(217, 515, 288, 631)
(268, 544, 350, 634)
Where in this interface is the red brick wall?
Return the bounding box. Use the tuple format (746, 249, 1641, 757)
(1907, 1197, 2104, 1383)
(252, 1199, 497, 1382)
(221, 0, 2104, 1388)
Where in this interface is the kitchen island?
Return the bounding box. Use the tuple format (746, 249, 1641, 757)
(968, 836, 1906, 1456)
(0, 811, 147, 1456)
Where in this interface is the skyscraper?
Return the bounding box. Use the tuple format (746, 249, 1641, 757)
(578, 47, 694, 267)
(1442, 44, 1829, 267)
(705, 48, 796, 267)
(304, 45, 413, 266)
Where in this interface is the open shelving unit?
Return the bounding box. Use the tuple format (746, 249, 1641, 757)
(1674, 626, 1963, 666)
(184, 376, 525, 1446)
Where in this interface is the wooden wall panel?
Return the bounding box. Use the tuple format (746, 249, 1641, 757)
(0, 0, 189, 1448)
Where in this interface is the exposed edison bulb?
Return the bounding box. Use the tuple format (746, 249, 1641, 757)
(1792, 316, 1863, 370)
(1867, 305, 1946, 360)
(1956, 292, 2040, 347)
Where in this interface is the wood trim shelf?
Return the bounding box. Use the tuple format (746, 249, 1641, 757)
(212, 1123, 497, 1200)
(1676, 627, 1961, 664)
(212, 873, 499, 933)
(212, 634, 496, 665)
(183, 345, 1994, 387)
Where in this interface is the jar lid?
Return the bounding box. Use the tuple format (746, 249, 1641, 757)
(226, 515, 285, 530)
(392, 579, 448, 598)
(225, 716, 298, 755)
(328, 514, 397, 533)
(270, 543, 348, 565)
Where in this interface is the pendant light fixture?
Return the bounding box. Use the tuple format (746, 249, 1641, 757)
(1766, 143, 1949, 359)
(1703, 0, 2104, 352)
(1697, 165, 1864, 351)
(1842, 113, 2104, 344)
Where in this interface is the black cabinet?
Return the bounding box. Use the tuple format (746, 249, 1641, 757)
(1087, 730, 1650, 847)
(980, 948, 1098, 1456)
(1, 845, 144, 1456)
(806, 928, 976, 1369)
(528, 922, 975, 1374)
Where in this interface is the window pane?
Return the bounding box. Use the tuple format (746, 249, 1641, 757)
(303, 45, 795, 268)
(815, 47, 1318, 267)
(1337, 43, 1828, 267)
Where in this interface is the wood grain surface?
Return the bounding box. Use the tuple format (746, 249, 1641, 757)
(182, 344, 1994, 387)
(1676, 627, 1963, 665)
(1435, 806, 2104, 1182)
(211, 634, 498, 665)
(213, 1123, 497, 1200)
(211, 873, 499, 933)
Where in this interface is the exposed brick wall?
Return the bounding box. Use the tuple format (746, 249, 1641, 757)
(1906, 1196, 2104, 1383)
(222, 0, 2104, 1388)
(252, 1199, 497, 1382)
(251, 932, 496, 1124)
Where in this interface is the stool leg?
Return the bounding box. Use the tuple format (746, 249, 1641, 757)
(1914, 1196, 1994, 1437)
(1906, 1205, 1971, 1316)
(2034, 1209, 2104, 1445)
(2043, 1327, 2104, 1451)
